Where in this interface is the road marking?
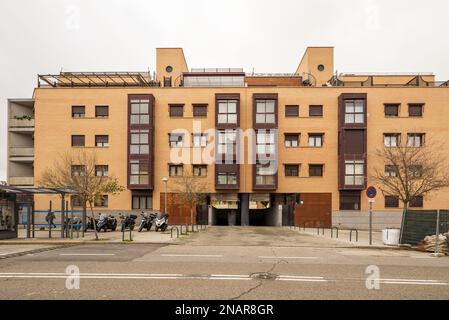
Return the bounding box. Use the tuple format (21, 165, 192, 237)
(161, 254, 223, 258)
(258, 256, 318, 259)
(382, 281, 448, 286)
(59, 253, 116, 256)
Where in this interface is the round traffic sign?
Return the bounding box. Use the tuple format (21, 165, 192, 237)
(366, 186, 377, 198)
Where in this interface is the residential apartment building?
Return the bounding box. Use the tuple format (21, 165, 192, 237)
(7, 47, 449, 229)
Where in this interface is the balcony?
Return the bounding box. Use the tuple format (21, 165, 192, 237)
(9, 118, 35, 132)
(9, 147, 34, 162)
(9, 177, 34, 186)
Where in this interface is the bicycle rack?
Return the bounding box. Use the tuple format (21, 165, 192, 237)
(180, 224, 188, 235)
(349, 229, 358, 242)
(317, 225, 325, 235)
(171, 227, 179, 238)
(302, 222, 306, 231)
(331, 227, 339, 239)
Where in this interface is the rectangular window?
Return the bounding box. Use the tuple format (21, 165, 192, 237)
(132, 195, 152, 210)
(130, 99, 150, 125)
(193, 164, 207, 177)
(285, 105, 299, 117)
(255, 161, 276, 185)
(169, 104, 184, 117)
(130, 130, 149, 154)
(95, 106, 109, 118)
(255, 100, 276, 124)
(193, 133, 208, 147)
(169, 133, 184, 147)
(164, 76, 172, 87)
(309, 105, 323, 117)
(256, 131, 276, 154)
(285, 164, 299, 177)
(344, 100, 364, 124)
(384, 133, 400, 147)
(410, 196, 423, 208)
(72, 106, 85, 118)
(129, 161, 149, 185)
(217, 173, 237, 185)
(284, 134, 299, 148)
(385, 165, 398, 177)
(339, 191, 361, 210)
(71, 165, 85, 177)
(385, 195, 399, 208)
(217, 100, 238, 124)
(345, 160, 364, 185)
(94, 195, 108, 207)
(408, 104, 423, 117)
(308, 134, 323, 147)
(193, 104, 208, 117)
(169, 164, 183, 177)
(95, 135, 109, 147)
(217, 130, 237, 155)
(408, 165, 423, 178)
(309, 164, 324, 177)
(71, 195, 83, 207)
(407, 133, 424, 147)
(95, 165, 109, 177)
(71, 135, 85, 147)
(384, 104, 399, 117)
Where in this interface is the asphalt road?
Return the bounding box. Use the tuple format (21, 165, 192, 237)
(1, 227, 449, 300)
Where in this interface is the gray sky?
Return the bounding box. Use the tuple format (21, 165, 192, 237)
(1, 0, 449, 181)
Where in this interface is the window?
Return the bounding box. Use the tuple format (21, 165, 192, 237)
(345, 160, 364, 185)
(95, 135, 109, 147)
(285, 164, 299, 177)
(95, 106, 109, 118)
(169, 133, 184, 147)
(410, 196, 423, 208)
(309, 105, 323, 117)
(344, 100, 364, 124)
(385, 195, 399, 208)
(71, 135, 85, 147)
(408, 165, 423, 178)
(256, 131, 276, 154)
(71, 195, 83, 207)
(309, 164, 324, 177)
(384, 104, 399, 117)
(72, 106, 85, 118)
(193, 104, 208, 117)
(193, 133, 208, 147)
(217, 130, 237, 155)
(169, 104, 184, 117)
(217, 173, 237, 185)
(255, 100, 276, 124)
(285, 105, 299, 117)
(132, 195, 152, 210)
(130, 130, 149, 154)
(164, 76, 172, 87)
(308, 134, 323, 147)
(339, 191, 361, 210)
(217, 100, 237, 124)
(193, 164, 207, 177)
(285, 134, 299, 147)
(94, 195, 108, 207)
(385, 165, 398, 177)
(169, 164, 183, 177)
(407, 133, 424, 147)
(71, 165, 85, 177)
(408, 104, 423, 117)
(165, 66, 173, 73)
(384, 133, 400, 147)
(255, 161, 276, 185)
(95, 165, 109, 177)
(129, 161, 149, 185)
(130, 99, 150, 125)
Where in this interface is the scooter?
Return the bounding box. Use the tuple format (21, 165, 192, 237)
(97, 213, 117, 232)
(120, 213, 137, 232)
(154, 212, 169, 232)
(84, 216, 98, 232)
(138, 211, 157, 232)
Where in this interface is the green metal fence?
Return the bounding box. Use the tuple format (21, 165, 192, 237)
(400, 210, 449, 246)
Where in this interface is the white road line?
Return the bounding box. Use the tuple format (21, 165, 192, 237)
(161, 254, 223, 258)
(258, 256, 318, 259)
(277, 278, 328, 282)
(380, 278, 439, 282)
(59, 253, 116, 256)
(278, 275, 324, 279)
(382, 281, 448, 286)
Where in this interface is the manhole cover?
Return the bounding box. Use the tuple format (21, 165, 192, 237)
(250, 272, 278, 280)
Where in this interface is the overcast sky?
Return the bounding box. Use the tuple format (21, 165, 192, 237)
(1, 0, 448, 181)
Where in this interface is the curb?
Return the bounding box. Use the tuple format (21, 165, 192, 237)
(0, 244, 78, 260)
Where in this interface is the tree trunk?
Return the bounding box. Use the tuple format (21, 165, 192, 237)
(190, 205, 194, 226)
(89, 202, 99, 240)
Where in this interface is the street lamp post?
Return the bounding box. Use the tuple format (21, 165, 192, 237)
(162, 177, 168, 214)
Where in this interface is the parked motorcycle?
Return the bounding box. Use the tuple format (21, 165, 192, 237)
(154, 212, 169, 232)
(84, 216, 98, 232)
(97, 213, 117, 232)
(120, 213, 137, 232)
(138, 211, 157, 232)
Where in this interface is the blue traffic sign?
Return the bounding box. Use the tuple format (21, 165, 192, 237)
(366, 186, 377, 198)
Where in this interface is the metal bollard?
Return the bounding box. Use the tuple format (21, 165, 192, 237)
(349, 229, 359, 242)
(331, 227, 339, 239)
(171, 227, 179, 238)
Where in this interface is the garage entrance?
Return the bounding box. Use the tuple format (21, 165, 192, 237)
(294, 193, 332, 228)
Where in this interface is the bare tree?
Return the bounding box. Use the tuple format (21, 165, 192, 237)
(371, 139, 449, 209)
(170, 168, 209, 225)
(38, 150, 124, 240)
